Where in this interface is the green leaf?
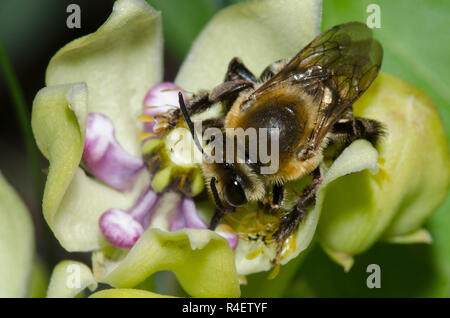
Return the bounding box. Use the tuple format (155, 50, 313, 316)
(287, 242, 448, 298)
(146, 0, 221, 61)
(0, 172, 35, 297)
(0, 42, 44, 200)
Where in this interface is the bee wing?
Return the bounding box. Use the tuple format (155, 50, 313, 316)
(254, 22, 383, 153)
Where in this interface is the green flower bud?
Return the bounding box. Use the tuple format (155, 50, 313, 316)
(318, 73, 449, 270)
(0, 172, 35, 297)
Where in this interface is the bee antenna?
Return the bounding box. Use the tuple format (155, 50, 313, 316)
(178, 92, 210, 160)
(209, 177, 226, 230)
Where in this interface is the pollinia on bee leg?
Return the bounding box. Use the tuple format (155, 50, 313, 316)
(273, 167, 322, 263)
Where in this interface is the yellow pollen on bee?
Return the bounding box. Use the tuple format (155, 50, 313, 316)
(377, 168, 391, 182)
(177, 175, 187, 191)
(161, 88, 194, 95)
(138, 115, 155, 122)
(137, 132, 157, 141)
(376, 157, 391, 182)
(267, 263, 281, 280)
(323, 87, 333, 104)
(280, 233, 297, 260)
(216, 223, 237, 234)
(246, 247, 263, 260)
(143, 105, 160, 109)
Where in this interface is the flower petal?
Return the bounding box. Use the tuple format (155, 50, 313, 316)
(93, 228, 240, 297)
(46, 260, 97, 298)
(83, 113, 144, 191)
(175, 0, 322, 91)
(318, 73, 450, 264)
(32, 0, 167, 254)
(32, 83, 149, 251)
(46, 0, 163, 157)
(169, 197, 208, 231)
(89, 288, 174, 298)
(0, 172, 34, 297)
(27, 257, 50, 298)
(215, 225, 239, 250)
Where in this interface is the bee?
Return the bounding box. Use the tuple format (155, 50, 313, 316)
(174, 22, 384, 258)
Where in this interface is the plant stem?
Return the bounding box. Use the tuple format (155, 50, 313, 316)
(0, 42, 44, 200)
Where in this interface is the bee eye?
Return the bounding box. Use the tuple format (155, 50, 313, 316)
(224, 179, 247, 207)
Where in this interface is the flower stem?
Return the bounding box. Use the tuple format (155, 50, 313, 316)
(0, 41, 44, 200)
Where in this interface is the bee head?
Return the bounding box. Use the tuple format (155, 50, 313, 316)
(203, 161, 265, 211)
(177, 92, 264, 210)
(223, 176, 247, 207)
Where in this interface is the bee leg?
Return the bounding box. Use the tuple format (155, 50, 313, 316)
(259, 59, 289, 81)
(271, 184, 284, 209)
(208, 176, 235, 230)
(182, 58, 257, 119)
(209, 207, 227, 230)
(225, 57, 258, 83)
(272, 167, 322, 263)
(185, 92, 214, 116)
(165, 92, 212, 130)
(200, 118, 224, 132)
(331, 117, 385, 147)
(209, 80, 254, 102)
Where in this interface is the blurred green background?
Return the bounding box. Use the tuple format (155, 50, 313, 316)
(0, 0, 448, 297)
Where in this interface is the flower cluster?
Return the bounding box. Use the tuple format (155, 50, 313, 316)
(28, 0, 449, 298)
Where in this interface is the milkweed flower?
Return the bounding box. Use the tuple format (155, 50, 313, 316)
(0, 173, 35, 297)
(31, 0, 448, 298)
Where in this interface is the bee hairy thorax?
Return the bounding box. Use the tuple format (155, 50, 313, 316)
(224, 84, 325, 182)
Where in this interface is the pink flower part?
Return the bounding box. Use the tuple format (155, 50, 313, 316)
(128, 188, 159, 229)
(142, 82, 186, 134)
(215, 225, 239, 250)
(169, 197, 208, 232)
(99, 188, 160, 249)
(82, 113, 144, 191)
(99, 209, 144, 249)
(168, 197, 238, 249)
